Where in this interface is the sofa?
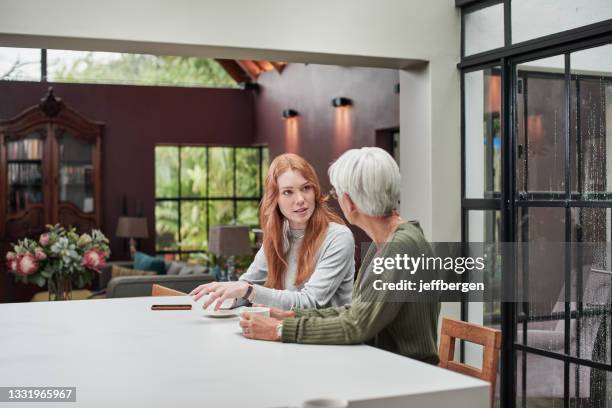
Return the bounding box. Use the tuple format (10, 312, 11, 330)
(99, 261, 215, 298)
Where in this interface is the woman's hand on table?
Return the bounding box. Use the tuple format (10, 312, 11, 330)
(240, 312, 282, 341)
(253, 303, 296, 320)
(190, 281, 250, 310)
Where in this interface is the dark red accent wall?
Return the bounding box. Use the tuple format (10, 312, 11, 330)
(254, 63, 399, 188)
(0, 81, 254, 260)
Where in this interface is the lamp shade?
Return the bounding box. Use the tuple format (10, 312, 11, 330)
(116, 217, 149, 239)
(208, 225, 252, 257)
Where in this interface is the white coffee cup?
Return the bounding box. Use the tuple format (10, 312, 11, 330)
(240, 306, 270, 317)
(301, 398, 349, 408)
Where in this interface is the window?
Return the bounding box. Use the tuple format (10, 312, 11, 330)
(463, 2, 504, 56)
(0, 47, 41, 81)
(512, 0, 612, 44)
(1, 47, 238, 88)
(155, 145, 269, 260)
(47, 50, 238, 88)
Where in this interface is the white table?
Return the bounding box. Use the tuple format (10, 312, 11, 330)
(0, 297, 489, 408)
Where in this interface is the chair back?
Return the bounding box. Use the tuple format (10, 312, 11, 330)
(438, 317, 501, 407)
(151, 284, 187, 297)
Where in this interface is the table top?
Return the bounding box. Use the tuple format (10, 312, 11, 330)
(0, 296, 488, 408)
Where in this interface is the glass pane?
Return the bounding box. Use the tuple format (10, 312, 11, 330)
(262, 147, 270, 183)
(512, 0, 612, 44)
(180, 147, 207, 197)
(517, 352, 565, 406)
(468, 210, 502, 324)
(465, 210, 501, 394)
(237, 200, 260, 226)
(0, 47, 41, 81)
(571, 208, 612, 364)
(155, 201, 179, 251)
(46, 50, 237, 88)
(6, 132, 45, 213)
(236, 148, 260, 197)
(517, 207, 566, 349)
(569, 364, 612, 406)
(155, 146, 179, 198)
(58, 131, 94, 212)
(516, 55, 566, 194)
(180, 201, 207, 251)
(209, 200, 234, 227)
(208, 147, 234, 197)
(465, 67, 502, 198)
(464, 3, 504, 56)
(571, 44, 612, 198)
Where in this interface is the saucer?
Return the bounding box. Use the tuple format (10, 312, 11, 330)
(202, 309, 240, 318)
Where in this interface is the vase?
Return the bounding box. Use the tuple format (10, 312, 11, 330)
(48, 275, 72, 301)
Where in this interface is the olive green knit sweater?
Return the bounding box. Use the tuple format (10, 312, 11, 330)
(281, 222, 440, 365)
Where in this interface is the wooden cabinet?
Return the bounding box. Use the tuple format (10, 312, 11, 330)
(0, 87, 104, 252)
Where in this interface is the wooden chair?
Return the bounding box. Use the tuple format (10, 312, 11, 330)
(438, 317, 502, 407)
(151, 284, 187, 297)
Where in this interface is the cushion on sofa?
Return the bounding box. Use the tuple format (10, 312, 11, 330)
(134, 252, 167, 274)
(166, 261, 186, 275)
(178, 264, 207, 275)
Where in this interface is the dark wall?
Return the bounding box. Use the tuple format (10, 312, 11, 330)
(0, 81, 254, 260)
(253, 63, 400, 250)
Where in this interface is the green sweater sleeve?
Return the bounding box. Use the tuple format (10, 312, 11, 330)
(282, 298, 401, 344)
(292, 305, 350, 318)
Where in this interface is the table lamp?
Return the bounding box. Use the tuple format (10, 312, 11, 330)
(208, 225, 252, 280)
(116, 216, 149, 258)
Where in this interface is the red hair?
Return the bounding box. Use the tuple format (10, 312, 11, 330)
(260, 154, 344, 289)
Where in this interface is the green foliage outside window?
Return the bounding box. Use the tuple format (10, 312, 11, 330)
(155, 145, 269, 262)
(48, 52, 238, 88)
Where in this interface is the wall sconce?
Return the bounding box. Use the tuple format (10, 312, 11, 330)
(331, 97, 352, 107)
(282, 109, 299, 119)
(239, 81, 260, 92)
(394, 83, 400, 94)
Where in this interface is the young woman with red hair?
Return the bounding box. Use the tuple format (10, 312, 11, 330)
(191, 153, 355, 310)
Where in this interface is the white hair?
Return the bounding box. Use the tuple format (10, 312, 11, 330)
(328, 147, 400, 217)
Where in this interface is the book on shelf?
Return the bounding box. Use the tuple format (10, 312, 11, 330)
(8, 162, 42, 185)
(7, 138, 43, 160)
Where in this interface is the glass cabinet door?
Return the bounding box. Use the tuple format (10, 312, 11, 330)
(56, 129, 94, 213)
(6, 131, 45, 214)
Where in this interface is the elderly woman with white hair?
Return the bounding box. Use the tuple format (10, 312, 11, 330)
(240, 147, 441, 364)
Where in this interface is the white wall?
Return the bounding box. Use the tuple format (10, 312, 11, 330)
(0, 0, 463, 318)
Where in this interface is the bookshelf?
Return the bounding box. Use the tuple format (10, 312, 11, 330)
(0, 89, 104, 300)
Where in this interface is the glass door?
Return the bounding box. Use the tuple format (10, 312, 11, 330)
(513, 43, 612, 408)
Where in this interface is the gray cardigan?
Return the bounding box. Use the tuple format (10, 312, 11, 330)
(239, 222, 355, 309)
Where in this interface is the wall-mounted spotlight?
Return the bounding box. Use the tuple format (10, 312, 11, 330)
(331, 97, 352, 107)
(282, 109, 299, 119)
(239, 81, 260, 92)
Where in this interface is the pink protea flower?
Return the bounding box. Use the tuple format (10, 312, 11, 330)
(39, 233, 50, 246)
(81, 249, 106, 272)
(16, 253, 38, 276)
(34, 248, 47, 260)
(6, 258, 18, 273)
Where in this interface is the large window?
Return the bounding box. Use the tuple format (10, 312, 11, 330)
(0, 47, 237, 88)
(155, 145, 269, 260)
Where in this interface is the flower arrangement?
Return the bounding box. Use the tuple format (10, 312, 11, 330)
(5, 224, 110, 293)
